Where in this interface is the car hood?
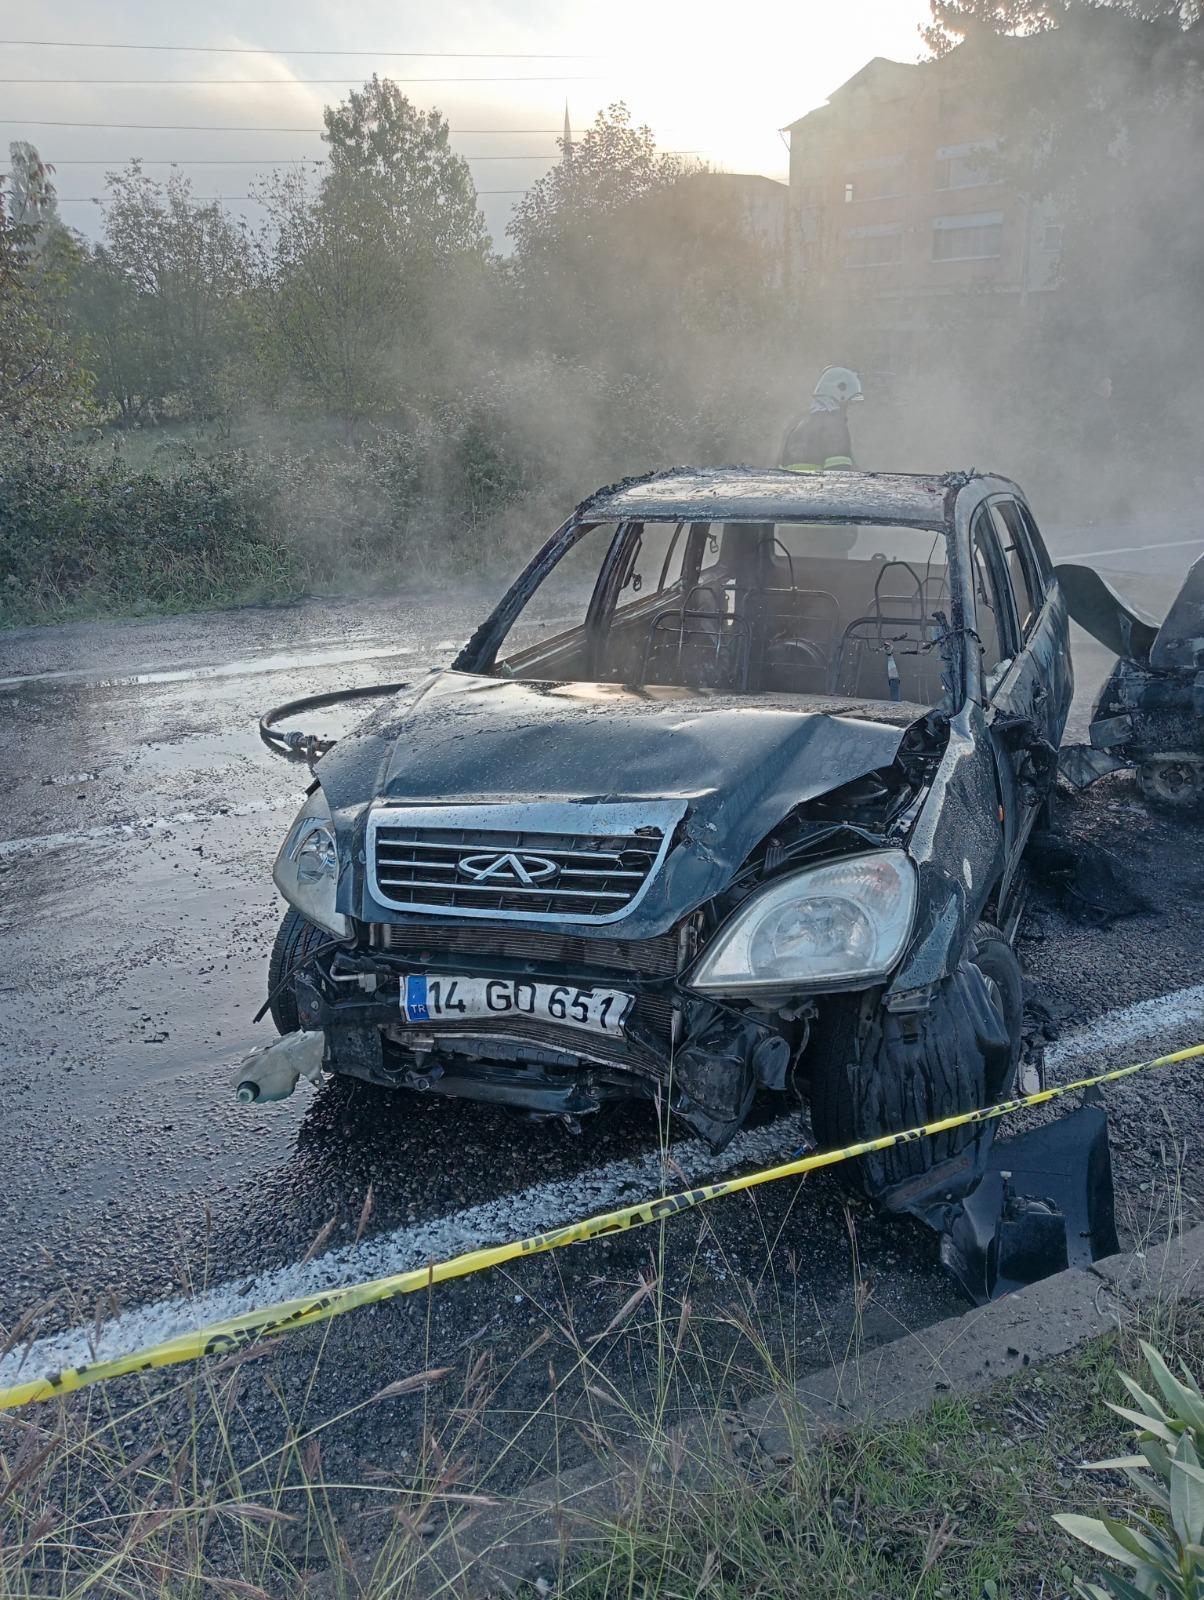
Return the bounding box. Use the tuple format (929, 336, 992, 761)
(319, 670, 917, 937)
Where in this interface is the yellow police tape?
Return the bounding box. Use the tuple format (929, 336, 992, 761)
(2, 1040, 1201, 1412)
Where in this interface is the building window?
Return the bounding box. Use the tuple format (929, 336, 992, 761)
(844, 155, 905, 204)
(844, 167, 904, 203)
(846, 226, 903, 268)
(934, 141, 999, 191)
(932, 213, 1003, 261)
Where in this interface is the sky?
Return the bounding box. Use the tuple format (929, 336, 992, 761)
(1, 0, 933, 246)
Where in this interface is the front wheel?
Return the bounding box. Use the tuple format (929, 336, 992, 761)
(267, 907, 330, 1034)
(809, 923, 1023, 1205)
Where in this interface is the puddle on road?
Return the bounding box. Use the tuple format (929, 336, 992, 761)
(0, 793, 306, 861)
(0, 642, 420, 693)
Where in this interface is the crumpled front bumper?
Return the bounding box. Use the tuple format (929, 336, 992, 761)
(292, 937, 793, 1148)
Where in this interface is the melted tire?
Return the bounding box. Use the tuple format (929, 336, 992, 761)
(810, 923, 1023, 1203)
(267, 907, 329, 1035)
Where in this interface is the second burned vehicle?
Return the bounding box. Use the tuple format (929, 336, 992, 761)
(266, 469, 1071, 1208)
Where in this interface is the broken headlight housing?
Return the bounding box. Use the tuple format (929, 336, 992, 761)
(273, 787, 349, 938)
(689, 849, 916, 996)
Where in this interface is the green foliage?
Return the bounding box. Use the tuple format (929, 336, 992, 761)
(0, 360, 750, 623)
(506, 103, 792, 407)
(91, 163, 252, 421)
(251, 80, 490, 434)
(322, 73, 489, 262)
(0, 196, 93, 433)
(508, 101, 684, 258)
(5, 139, 61, 230)
(921, 0, 1067, 56)
(1056, 1340, 1204, 1598)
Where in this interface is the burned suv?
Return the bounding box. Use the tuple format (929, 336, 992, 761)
(268, 469, 1070, 1205)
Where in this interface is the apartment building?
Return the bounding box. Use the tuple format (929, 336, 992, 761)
(784, 43, 1061, 376)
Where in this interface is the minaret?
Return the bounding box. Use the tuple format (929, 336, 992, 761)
(563, 101, 573, 171)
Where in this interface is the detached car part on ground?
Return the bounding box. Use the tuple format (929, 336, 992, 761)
(1058, 555, 1204, 808)
(259, 467, 1075, 1228)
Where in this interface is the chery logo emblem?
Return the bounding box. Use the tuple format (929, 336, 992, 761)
(457, 850, 559, 886)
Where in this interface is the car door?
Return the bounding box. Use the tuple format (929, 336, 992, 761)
(968, 503, 1051, 885)
(991, 496, 1072, 749)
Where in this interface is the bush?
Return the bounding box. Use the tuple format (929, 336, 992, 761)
(1056, 1339, 1204, 1598)
(0, 361, 766, 625)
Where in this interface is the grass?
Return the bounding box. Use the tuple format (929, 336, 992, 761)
(0, 1074, 1194, 1599)
(546, 1326, 1160, 1600)
(1, 1187, 1198, 1600)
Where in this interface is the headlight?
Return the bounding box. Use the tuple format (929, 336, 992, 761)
(689, 849, 916, 996)
(273, 787, 350, 938)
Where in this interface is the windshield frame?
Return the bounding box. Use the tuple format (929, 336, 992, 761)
(455, 511, 969, 709)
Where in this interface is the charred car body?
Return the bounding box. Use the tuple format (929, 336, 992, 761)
(1058, 556, 1204, 808)
(268, 468, 1071, 1207)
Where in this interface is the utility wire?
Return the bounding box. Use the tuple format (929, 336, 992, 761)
(43, 152, 700, 164)
(44, 155, 538, 164)
(0, 40, 602, 58)
(0, 119, 574, 131)
(0, 76, 605, 84)
(53, 189, 530, 201)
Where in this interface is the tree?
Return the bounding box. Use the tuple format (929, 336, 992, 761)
(506, 104, 690, 366)
(921, 0, 1066, 56)
(508, 103, 684, 259)
(252, 78, 489, 432)
(94, 163, 252, 419)
(71, 247, 175, 424)
(322, 75, 488, 263)
(5, 141, 61, 232)
(921, 0, 1200, 55)
(505, 104, 788, 449)
(0, 193, 92, 431)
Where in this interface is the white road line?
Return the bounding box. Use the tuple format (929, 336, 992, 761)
(0, 643, 417, 692)
(5, 982, 1203, 1387)
(0, 1117, 799, 1384)
(1062, 535, 1204, 563)
(0, 795, 304, 861)
(1044, 982, 1204, 1077)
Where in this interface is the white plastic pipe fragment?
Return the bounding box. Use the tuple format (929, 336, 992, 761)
(234, 1030, 325, 1103)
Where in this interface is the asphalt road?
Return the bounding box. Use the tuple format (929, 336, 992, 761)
(1, 516, 1202, 1497)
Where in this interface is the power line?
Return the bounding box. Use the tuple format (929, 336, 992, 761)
(1, 119, 573, 132)
(0, 40, 601, 59)
(44, 155, 534, 164)
(53, 189, 530, 201)
(0, 76, 604, 85)
(40, 151, 700, 166)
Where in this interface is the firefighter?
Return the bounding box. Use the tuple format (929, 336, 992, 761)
(780, 366, 864, 473)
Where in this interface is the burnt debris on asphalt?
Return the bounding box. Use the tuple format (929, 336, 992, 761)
(1059, 554, 1204, 808)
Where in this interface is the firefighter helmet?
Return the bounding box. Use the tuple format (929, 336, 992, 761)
(813, 366, 864, 408)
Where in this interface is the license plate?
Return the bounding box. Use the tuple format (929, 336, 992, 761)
(401, 974, 633, 1037)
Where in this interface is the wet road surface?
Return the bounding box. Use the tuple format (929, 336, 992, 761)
(1, 540, 1202, 1495)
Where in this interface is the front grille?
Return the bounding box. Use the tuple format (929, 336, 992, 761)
(369, 819, 667, 922)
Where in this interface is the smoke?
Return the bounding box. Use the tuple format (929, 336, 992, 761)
(845, 14, 1204, 522)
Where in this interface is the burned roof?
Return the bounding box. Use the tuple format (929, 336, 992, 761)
(575, 467, 956, 528)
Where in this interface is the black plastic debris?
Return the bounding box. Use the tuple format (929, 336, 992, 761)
(1025, 826, 1151, 924)
(930, 1104, 1119, 1304)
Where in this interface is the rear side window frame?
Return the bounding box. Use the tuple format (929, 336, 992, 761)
(969, 504, 1021, 689)
(988, 496, 1046, 637)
